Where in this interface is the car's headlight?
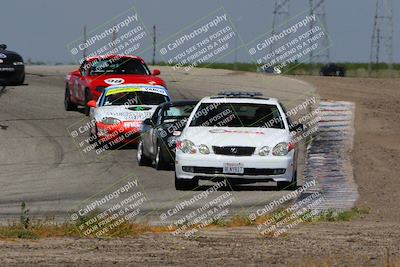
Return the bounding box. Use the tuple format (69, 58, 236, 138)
(176, 139, 197, 154)
(272, 142, 289, 156)
(198, 144, 210, 154)
(101, 117, 121, 125)
(258, 146, 270, 156)
(13, 62, 24, 66)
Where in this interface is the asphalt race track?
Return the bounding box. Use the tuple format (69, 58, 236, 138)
(0, 66, 318, 224)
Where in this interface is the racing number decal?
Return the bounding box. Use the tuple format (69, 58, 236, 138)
(104, 78, 125, 85)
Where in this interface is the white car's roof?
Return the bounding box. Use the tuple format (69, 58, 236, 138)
(199, 96, 280, 105)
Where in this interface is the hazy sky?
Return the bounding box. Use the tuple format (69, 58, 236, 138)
(1, 0, 399, 64)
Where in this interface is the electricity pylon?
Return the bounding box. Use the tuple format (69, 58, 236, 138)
(309, 0, 330, 74)
(369, 0, 394, 76)
(270, 0, 291, 62)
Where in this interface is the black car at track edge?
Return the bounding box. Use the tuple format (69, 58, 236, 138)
(0, 44, 25, 85)
(137, 100, 198, 170)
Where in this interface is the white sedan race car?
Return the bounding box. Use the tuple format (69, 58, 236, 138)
(174, 91, 302, 190)
(87, 84, 170, 146)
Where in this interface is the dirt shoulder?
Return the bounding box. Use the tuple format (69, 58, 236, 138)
(0, 222, 399, 266)
(298, 76, 400, 223)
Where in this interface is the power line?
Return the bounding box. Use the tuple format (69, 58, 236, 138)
(112, 24, 117, 48)
(152, 25, 156, 65)
(83, 25, 87, 59)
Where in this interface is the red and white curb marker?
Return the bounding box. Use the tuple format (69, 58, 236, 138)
(297, 100, 358, 212)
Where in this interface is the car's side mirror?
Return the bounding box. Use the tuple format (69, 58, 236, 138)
(87, 100, 97, 108)
(72, 69, 81, 76)
(173, 131, 182, 136)
(143, 118, 152, 125)
(152, 69, 161, 76)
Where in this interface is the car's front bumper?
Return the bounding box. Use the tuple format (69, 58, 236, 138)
(175, 152, 295, 182)
(96, 122, 141, 144)
(0, 65, 24, 85)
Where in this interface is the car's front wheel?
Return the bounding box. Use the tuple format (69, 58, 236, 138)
(84, 89, 90, 116)
(137, 139, 152, 166)
(277, 171, 297, 190)
(154, 143, 168, 170)
(175, 174, 198, 190)
(64, 85, 77, 111)
(18, 73, 25, 85)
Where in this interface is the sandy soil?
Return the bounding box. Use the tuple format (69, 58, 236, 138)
(299, 75, 400, 223)
(1, 74, 399, 266)
(0, 222, 399, 266)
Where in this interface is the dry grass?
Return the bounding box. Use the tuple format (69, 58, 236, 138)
(0, 220, 174, 240)
(0, 206, 370, 240)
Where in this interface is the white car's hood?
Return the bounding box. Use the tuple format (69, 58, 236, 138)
(93, 105, 157, 122)
(181, 127, 289, 147)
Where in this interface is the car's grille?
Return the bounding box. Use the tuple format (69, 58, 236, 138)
(212, 146, 255, 156)
(0, 71, 15, 79)
(0, 72, 11, 78)
(183, 166, 286, 176)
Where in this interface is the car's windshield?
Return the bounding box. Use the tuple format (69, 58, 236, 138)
(103, 91, 169, 106)
(163, 104, 196, 121)
(189, 103, 285, 129)
(89, 58, 150, 76)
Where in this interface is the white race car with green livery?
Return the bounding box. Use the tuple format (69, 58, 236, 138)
(87, 84, 170, 145)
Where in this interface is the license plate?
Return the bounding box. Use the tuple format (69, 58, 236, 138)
(223, 163, 244, 174)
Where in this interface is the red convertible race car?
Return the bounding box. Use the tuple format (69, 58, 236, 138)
(64, 55, 166, 115)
